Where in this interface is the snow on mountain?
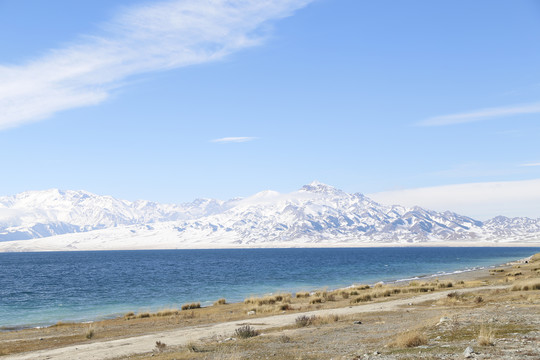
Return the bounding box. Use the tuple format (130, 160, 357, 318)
(0, 182, 538, 251)
(0, 189, 233, 241)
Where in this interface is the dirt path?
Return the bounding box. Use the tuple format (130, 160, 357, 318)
(4, 285, 505, 360)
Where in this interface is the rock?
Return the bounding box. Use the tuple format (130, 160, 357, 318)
(373, 351, 380, 355)
(437, 316, 450, 325)
(247, 310, 256, 315)
(463, 346, 475, 358)
(353, 321, 362, 325)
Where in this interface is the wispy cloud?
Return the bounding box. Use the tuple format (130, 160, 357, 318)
(211, 136, 257, 143)
(369, 178, 540, 220)
(519, 162, 540, 167)
(0, 0, 312, 131)
(417, 102, 540, 127)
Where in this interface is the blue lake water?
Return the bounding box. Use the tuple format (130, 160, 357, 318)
(0, 247, 538, 329)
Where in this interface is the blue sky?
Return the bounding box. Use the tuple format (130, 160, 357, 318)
(1, 0, 539, 218)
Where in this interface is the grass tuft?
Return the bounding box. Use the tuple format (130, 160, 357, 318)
(350, 294, 372, 303)
(154, 340, 167, 353)
(477, 325, 495, 346)
(511, 280, 540, 291)
(438, 281, 454, 288)
(295, 315, 316, 327)
(390, 330, 428, 348)
(181, 302, 201, 310)
(185, 341, 203, 352)
(234, 325, 259, 339)
(156, 309, 180, 317)
(214, 298, 227, 306)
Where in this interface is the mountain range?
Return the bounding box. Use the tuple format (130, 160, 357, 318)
(0, 181, 539, 251)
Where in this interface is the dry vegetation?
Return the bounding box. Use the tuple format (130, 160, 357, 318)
(390, 330, 428, 348)
(1, 252, 539, 359)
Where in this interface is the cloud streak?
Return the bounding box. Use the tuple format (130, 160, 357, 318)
(369, 178, 540, 220)
(211, 136, 257, 143)
(417, 102, 540, 126)
(0, 0, 312, 130)
(519, 162, 540, 167)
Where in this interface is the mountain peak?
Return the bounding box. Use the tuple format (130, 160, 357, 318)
(300, 181, 342, 194)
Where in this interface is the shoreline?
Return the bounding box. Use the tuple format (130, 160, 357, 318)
(1, 241, 539, 252)
(1, 252, 539, 359)
(1, 251, 535, 332)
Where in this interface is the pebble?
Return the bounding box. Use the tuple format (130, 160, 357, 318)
(437, 316, 450, 325)
(463, 346, 475, 358)
(353, 321, 362, 325)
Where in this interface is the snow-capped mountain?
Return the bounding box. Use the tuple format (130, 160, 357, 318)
(0, 189, 234, 241)
(0, 182, 538, 251)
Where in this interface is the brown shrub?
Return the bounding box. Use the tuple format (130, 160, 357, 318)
(214, 298, 227, 306)
(350, 294, 372, 303)
(181, 302, 201, 310)
(391, 330, 428, 348)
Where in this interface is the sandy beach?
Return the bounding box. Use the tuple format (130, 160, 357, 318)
(1, 253, 539, 360)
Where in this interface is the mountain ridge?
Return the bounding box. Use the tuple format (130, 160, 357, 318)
(0, 183, 539, 251)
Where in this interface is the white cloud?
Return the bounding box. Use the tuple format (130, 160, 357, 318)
(211, 136, 257, 143)
(0, 0, 313, 131)
(369, 179, 540, 220)
(519, 162, 540, 167)
(417, 102, 540, 126)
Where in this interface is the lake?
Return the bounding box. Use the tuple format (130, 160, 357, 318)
(0, 247, 538, 329)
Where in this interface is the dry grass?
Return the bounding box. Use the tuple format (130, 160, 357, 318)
(350, 294, 372, 303)
(214, 298, 227, 306)
(312, 314, 340, 325)
(154, 340, 167, 353)
(85, 327, 94, 339)
(295, 291, 310, 298)
(244, 294, 291, 306)
(234, 325, 259, 338)
(390, 330, 428, 348)
(295, 315, 317, 327)
(156, 309, 180, 317)
(123, 312, 135, 319)
(181, 302, 201, 310)
(437, 281, 454, 288)
(295, 314, 339, 327)
(511, 280, 540, 291)
(529, 253, 540, 263)
(436, 291, 467, 306)
(403, 286, 435, 293)
(477, 325, 495, 346)
(185, 341, 203, 353)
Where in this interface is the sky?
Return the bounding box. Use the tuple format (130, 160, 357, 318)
(1, 0, 539, 219)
